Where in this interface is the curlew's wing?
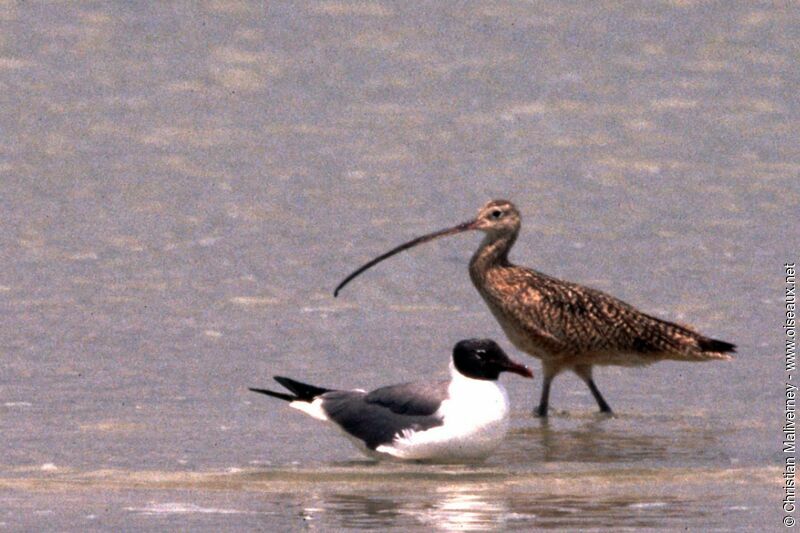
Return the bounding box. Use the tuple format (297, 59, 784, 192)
(492, 266, 734, 358)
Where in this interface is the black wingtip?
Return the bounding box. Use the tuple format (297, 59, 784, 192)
(699, 338, 737, 354)
(273, 376, 331, 400)
(248, 387, 295, 402)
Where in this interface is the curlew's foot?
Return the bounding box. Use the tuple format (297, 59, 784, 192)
(534, 404, 548, 417)
(596, 399, 613, 414)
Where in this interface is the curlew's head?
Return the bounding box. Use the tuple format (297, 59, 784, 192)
(333, 199, 521, 297)
(473, 199, 521, 235)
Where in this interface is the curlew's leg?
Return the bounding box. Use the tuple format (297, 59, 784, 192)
(535, 365, 557, 417)
(574, 365, 613, 414)
(586, 379, 613, 414)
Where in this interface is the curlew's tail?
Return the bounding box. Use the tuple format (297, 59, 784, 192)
(688, 335, 736, 361)
(249, 376, 332, 403)
(698, 337, 736, 355)
(640, 312, 736, 362)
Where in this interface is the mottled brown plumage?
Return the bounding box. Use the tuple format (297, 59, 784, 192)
(335, 199, 735, 415)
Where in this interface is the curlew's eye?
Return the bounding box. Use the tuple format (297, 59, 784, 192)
(490, 210, 503, 219)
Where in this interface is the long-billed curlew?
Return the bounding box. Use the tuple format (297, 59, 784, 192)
(334, 199, 735, 416)
(250, 339, 532, 461)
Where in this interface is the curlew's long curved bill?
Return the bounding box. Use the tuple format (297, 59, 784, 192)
(333, 220, 478, 297)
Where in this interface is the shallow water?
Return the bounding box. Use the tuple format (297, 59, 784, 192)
(0, 1, 796, 530)
(0, 463, 776, 530)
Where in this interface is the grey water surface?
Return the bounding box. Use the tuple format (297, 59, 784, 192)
(1, 1, 797, 530)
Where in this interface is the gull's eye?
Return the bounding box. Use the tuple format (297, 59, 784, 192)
(491, 210, 503, 219)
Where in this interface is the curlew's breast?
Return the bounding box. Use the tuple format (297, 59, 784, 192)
(469, 266, 566, 362)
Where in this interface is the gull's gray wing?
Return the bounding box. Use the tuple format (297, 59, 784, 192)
(320, 381, 449, 450)
(363, 380, 450, 416)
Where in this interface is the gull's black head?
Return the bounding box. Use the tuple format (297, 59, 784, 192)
(452, 339, 533, 381)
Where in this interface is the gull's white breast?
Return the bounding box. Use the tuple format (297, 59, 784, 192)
(376, 369, 510, 462)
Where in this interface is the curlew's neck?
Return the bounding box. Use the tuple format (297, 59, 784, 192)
(469, 231, 517, 282)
